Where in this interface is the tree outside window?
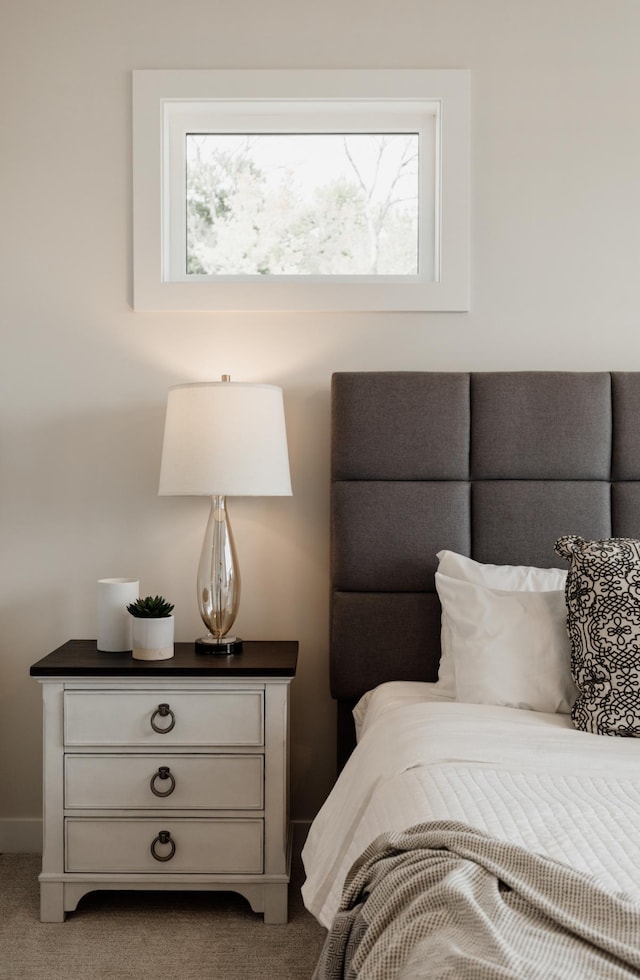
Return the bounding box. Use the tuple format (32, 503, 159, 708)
(185, 133, 419, 277)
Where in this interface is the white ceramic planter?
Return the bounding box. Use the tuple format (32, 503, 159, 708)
(130, 615, 175, 660)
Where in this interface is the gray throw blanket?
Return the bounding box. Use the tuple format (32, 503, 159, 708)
(312, 821, 640, 980)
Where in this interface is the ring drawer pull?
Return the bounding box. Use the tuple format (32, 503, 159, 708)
(150, 830, 176, 862)
(150, 766, 176, 798)
(150, 703, 175, 734)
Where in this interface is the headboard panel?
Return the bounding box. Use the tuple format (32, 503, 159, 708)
(330, 371, 640, 768)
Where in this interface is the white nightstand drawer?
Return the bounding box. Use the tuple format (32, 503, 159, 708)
(64, 690, 264, 746)
(65, 754, 264, 809)
(65, 818, 263, 873)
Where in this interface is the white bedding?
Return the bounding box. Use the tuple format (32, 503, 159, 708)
(302, 682, 640, 929)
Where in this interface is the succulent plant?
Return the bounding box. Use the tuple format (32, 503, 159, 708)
(127, 595, 175, 618)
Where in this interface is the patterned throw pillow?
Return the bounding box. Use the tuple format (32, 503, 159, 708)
(554, 535, 640, 736)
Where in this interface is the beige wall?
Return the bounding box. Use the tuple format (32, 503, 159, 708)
(2, 0, 640, 842)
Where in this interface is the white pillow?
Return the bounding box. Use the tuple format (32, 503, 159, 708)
(436, 550, 567, 590)
(434, 551, 567, 701)
(435, 571, 577, 713)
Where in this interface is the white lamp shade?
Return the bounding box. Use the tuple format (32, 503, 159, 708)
(158, 382, 292, 497)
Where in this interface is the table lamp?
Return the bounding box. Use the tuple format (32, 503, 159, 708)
(158, 377, 292, 653)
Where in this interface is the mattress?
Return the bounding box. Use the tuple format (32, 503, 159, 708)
(302, 682, 640, 929)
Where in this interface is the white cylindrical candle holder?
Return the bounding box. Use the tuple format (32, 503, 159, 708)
(97, 578, 139, 651)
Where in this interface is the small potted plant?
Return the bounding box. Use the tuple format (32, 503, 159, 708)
(127, 595, 175, 661)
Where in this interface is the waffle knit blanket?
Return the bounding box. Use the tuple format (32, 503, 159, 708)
(312, 821, 640, 980)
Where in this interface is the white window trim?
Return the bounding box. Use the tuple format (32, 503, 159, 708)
(132, 69, 470, 313)
(168, 106, 434, 285)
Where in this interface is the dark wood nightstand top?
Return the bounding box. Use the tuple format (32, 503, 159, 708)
(30, 639, 298, 678)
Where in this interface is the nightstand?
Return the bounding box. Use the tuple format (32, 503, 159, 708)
(30, 639, 297, 924)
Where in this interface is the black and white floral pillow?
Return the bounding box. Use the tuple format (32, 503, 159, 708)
(554, 535, 640, 736)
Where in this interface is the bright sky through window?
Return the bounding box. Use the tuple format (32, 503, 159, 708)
(185, 133, 419, 276)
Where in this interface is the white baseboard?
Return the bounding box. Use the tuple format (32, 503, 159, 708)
(0, 818, 42, 854)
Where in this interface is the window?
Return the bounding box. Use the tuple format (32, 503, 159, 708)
(133, 69, 469, 312)
(184, 132, 421, 277)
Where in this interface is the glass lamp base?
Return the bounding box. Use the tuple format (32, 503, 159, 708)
(194, 634, 244, 655)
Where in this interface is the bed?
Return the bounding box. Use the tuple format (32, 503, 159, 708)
(303, 371, 640, 979)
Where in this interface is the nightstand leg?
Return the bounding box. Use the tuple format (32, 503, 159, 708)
(40, 882, 66, 922)
(263, 883, 288, 924)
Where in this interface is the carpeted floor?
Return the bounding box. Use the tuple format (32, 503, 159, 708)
(0, 830, 327, 979)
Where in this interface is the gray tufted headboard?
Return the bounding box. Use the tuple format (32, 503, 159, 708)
(330, 371, 640, 769)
